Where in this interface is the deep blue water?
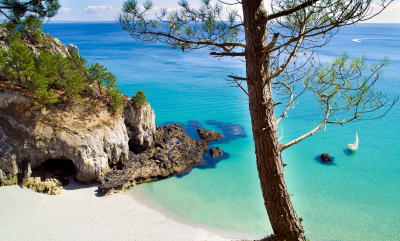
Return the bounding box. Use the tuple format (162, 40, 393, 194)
(43, 22, 400, 240)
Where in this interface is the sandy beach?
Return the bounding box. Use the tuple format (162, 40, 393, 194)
(0, 181, 230, 241)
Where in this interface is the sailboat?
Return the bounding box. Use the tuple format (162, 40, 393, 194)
(348, 132, 359, 151)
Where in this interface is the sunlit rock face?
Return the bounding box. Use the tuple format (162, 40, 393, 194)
(124, 101, 156, 154)
(0, 91, 129, 185)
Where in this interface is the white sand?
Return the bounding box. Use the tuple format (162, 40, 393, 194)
(0, 181, 230, 241)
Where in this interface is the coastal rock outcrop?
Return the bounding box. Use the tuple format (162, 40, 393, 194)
(320, 153, 332, 162)
(0, 91, 129, 186)
(98, 124, 209, 195)
(0, 28, 215, 196)
(67, 43, 79, 56)
(0, 27, 70, 58)
(124, 101, 156, 153)
(43, 34, 70, 57)
(197, 128, 223, 142)
(210, 147, 223, 158)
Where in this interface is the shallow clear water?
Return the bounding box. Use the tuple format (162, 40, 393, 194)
(43, 23, 400, 240)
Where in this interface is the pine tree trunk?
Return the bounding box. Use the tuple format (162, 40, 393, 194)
(98, 82, 102, 96)
(242, 1, 306, 240)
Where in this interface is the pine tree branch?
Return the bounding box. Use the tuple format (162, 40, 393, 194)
(262, 33, 279, 55)
(210, 52, 246, 56)
(265, 0, 320, 21)
(276, 82, 294, 124)
(281, 105, 330, 151)
(228, 75, 248, 96)
(227, 75, 248, 81)
(271, 26, 306, 79)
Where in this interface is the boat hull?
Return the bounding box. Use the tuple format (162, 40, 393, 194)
(348, 144, 357, 151)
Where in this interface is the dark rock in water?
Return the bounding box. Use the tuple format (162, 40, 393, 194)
(197, 128, 223, 142)
(210, 147, 223, 158)
(320, 153, 332, 162)
(98, 124, 209, 195)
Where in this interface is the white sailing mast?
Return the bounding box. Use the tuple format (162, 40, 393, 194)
(348, 132, 359, 151)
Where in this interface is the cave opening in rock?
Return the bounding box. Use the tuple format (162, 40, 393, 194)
(31, 159, 76, 186)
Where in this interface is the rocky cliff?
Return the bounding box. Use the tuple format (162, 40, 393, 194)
(124, 101, 156, 153)
(0, 90, 211, 196)
(0, 91, 129, 186)
(0, 28, 215, 196)
(98, 124, 208, 195)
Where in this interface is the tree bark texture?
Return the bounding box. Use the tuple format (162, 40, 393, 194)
(242, 1, 306, 240)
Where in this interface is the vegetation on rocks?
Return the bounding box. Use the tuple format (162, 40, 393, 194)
(0, 17, 124, 110)
(131, 89, 148, 108)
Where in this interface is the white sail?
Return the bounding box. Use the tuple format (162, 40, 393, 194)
(348, 132, 358, 151)
(354, 132, 359, 148)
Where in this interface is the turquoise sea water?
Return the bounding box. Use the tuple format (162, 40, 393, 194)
(43, 23, 400, 240)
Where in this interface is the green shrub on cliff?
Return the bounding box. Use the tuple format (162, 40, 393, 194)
(0, 20, 126, 110)
(0, 50, 6, 69)
(104, 72, 117, 96)
(62, 75, 85, 101)
(89, 63, 108, 96)
(131, 90, 148, 108)
(20, 15, 43, 44)
(3, 42, 36, 88)
(3, 22, 21, 42)
(35, 50, 58, 85)
(109, 88, 124, 110)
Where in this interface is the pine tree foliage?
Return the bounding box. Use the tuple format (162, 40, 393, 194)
(109, 88, 124, 110)
(105, 71, 117, 95)
(89, 62, 108, 96)
(0, 20, 125, 110)
(20, 14, 43, 43)
(0, 0, 61, 23)
(3, 41, 35, 87)
(131, 89, 148, 107)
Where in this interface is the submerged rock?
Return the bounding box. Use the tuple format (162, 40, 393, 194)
(197, 128, 223, 142)
(320, 153, 332, 162)
(98, 124, 209, 195)
(210, 147, 223, 158)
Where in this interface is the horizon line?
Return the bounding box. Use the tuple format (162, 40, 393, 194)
(1, 19, 399, 24)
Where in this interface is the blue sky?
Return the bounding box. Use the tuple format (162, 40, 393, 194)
(53, 0, 399, 23)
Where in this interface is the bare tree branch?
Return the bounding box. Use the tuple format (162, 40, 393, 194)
(210, 51, 246, 56)
(276, 82, 294, 124)
(281, 104, 330, 151)
(262, 33, 280, 55)
(230, 76, 249, 96)
(265, 0, 319, 21)
(227, 75, 248, 81)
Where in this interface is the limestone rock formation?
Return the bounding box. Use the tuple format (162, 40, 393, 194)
(124, 101, 156, 153)
(98, 124, 209, 195)
(210, 147, 223, 158)
(43, 34, 69, 57)
(197, 128, 223, 142)
(320, 153, 332, 162)
(0, 26, 70, 58)
(0, 91, 129, 186)
(67, 43, 79, 56)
